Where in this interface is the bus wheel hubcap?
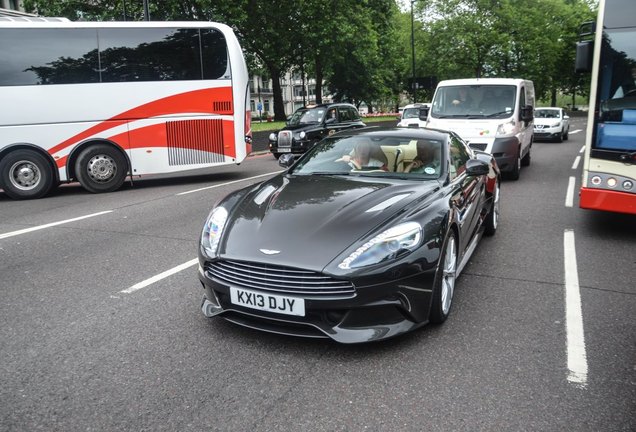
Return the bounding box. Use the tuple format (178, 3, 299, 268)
(88, 155, 116, 183)
(10, 160, 40, 190)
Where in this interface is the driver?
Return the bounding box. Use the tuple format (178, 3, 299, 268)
(337, 140, 387, 171)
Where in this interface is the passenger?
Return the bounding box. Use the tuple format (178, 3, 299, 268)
(337, 140, 387, 171)
(403, 141, 440, 174)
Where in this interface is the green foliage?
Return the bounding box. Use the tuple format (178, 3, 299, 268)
(23, 0, 596, 114)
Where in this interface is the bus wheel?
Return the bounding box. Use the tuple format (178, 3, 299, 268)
(75, 144, 128, 193)
(0, 149, 54, 200)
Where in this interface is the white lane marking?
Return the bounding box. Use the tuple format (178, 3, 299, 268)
(176, 171, 284, 196)
(569, 129, 582, 134)
(121, 258, 198, 294)
(565, 177, 576, 207)
(564, 230, 588, 387)
(579, 145, 585, 154)
(0, 211, 113, 240)
(572, 156, 581, 170)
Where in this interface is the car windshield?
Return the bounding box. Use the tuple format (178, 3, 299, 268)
(287, 107, 326, 126)
(291, 135, 444, 179)
(535, 109, 560, 118)
(430, 85, 516, 119)
(403, 108, 421, 119)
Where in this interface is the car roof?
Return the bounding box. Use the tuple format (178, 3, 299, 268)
(302, 102, 356, 109)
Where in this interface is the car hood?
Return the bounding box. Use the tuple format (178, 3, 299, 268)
(279, 123, 322, 133)
(427, 118, 501, 140)
(220, 175, 440, 272)
(533, 117, 561, 126)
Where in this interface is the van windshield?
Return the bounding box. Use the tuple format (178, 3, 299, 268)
(430, 85, 517, 119)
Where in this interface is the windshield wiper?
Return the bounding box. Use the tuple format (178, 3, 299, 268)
(485, 111, 511, 118)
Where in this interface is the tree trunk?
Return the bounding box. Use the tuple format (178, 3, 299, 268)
(551, 88, 557, 107)
(269, 67, 286, 121)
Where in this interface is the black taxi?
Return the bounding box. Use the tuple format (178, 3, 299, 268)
(268, 103, 366, 158)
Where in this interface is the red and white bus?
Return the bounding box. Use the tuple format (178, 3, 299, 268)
(0, 19, 251, 199)
(576, 0, 636, 214)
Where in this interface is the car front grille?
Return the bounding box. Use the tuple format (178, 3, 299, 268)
(206, 260, 356, 298)
(277, 131, 293, 148)
(469, 143, 488, 151)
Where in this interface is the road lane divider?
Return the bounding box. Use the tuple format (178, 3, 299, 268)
(176, 171, 284, 196)
(0, 210, 113, 240)
(121, 258, 198, 294)
(572, 156, 581, 170)
(569, 129, 582, 135)
(563, 230, 588, 387)
(579, 145, 585, 153)
(565, 177, 576, 207)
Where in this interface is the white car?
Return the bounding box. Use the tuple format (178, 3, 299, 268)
(397, 103, 430, 128)
(534, 107, 570, 142)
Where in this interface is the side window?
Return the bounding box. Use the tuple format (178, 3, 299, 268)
(338, 108, 349, 122)
(519, 86, 526, 108)
(99, 27, 202, 82)
(349, 107, 360, 121)
(449, 135, 471, 180)
(0, 28, 99, 86)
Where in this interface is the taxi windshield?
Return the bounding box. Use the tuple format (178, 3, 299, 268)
(287, 108, 326, 126)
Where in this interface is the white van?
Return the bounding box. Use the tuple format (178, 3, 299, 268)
(426, 78, 535, 179)
(397, 103, 431, 128)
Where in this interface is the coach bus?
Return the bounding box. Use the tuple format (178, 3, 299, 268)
(0, 19, 251, 199)
(575, 0, 636, 214)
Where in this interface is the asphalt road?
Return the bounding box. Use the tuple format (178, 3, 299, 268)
(1, 117, 634, 431)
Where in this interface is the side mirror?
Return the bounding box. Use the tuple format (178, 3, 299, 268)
(465, 158, 490, 176)
(564, 114, 570, 120)
(278, 153, 295, 168)
(419, 109, 429, 121)
(575, 40, 593, 73)
(521, 105, 534, 122)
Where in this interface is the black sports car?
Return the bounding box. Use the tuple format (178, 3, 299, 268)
(198, 127, 500, 343)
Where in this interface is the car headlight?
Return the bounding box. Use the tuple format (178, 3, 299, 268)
(496, 120, 516, 137)
(294, 131, 306, 140)
(269, 133, 277, 141)
(551, 122, 561, 128)
(201, 207, 228, 257)
(338, 222, 422, 270)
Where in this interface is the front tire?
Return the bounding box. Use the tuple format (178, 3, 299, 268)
(484, 178, 500, 236)
(430, 229, 458, 324)
(0, 149, 54, 200)
(564, 127, 569, 140)
(74, 144, 128, 194)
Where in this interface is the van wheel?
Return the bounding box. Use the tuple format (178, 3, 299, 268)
(521, 145, 531, 167)
(564, 128, 569, 140)
(506, 148, 521, 180)
(0, 149, 54, 200)
(75, 144, 128, 193)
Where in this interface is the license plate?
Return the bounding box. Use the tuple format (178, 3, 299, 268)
(278, 148, 291, 153)
(229, 287, 305, 316)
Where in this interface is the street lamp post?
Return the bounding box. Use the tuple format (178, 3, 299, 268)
(411, 0, 417, 104)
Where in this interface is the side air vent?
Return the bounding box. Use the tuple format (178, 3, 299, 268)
(213, 101, 233, 114)
(166, 119, 226, 166)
